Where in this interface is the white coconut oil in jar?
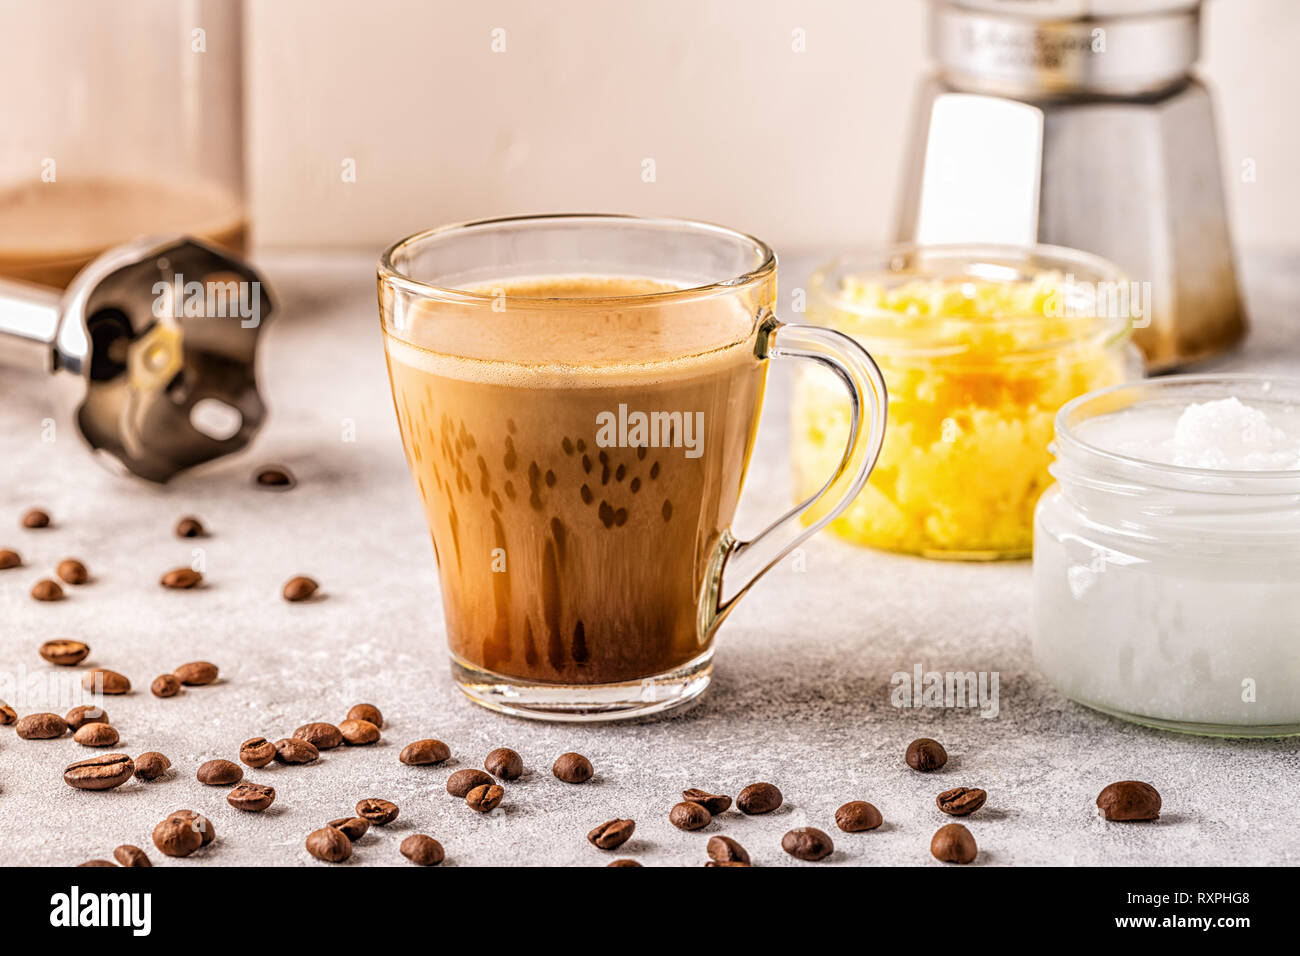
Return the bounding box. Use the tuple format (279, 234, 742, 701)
(1033, 375, 1300, 736)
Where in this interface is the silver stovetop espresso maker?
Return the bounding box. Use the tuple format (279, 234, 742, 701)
(896, 0, 1245, 370)
(0, 236, 273, 482)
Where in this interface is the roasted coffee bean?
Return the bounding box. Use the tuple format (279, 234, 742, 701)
(401, 738, 451, 766)
(553, 752, 593, 784)
(64, 753, 134, 790)
(65, 704, 108, 730)
(328, 817, 370, 841)
(0, 701, 17, 724)
(182, 810, 215, 846)
(240, 737, 277, 768)
(588, 819, 636, 850)
(174, 661, 218, 686)
(293, 722, 343, 749)
(31, 578, 63, 601)
(669, 801, 712, 831)
(197, 759, 244, 786)
(82, 669, 130, 694)
(707, 835, 751, 864)
(931, 823, 977, 863)
(40, 639, 89, 666)
(306, 827, 352, 863)
(485, 747, 523, 780)
(339, 718, 380, 745)
(160, 567, 202, 589)
(227, 782, 276, 812)
(400, 834, 444, 866)
(21, 508, 50, 528)
(113, 845, 151, 868)
(446, 768, 493, 797)
(255, 466, 295, 489)
(355, 797, 399, 825)
(906, 737, 948, 772)
(683, 788, 732, 815)
(134, 752, 172, 781)
(737, 782, 783, 815)
(151, 674, 181, 698)
(835, 800, 883, 832)
(175, 516, 205, 538)
(466, 784, 504, 812)
(78, 860, 116, 867)
(608, 859, 643, 867)
(782, 827, 835, 861)
(274, 737, 319, 764)
(936, 787, 987, 817)
(282, 576, 318, 602)
(0, 548, 21, 569)
(705, 861, 750, 867)
(56, 559, 89, 585)
(346, 703, 383, 727)
(74, 723, 119, 747)
(153, 811, 208, 857)
(16, 712, 67, 739)
(1097, 781, 1161, 822)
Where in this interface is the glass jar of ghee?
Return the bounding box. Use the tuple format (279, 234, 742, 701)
(793, 244, 1137, 559)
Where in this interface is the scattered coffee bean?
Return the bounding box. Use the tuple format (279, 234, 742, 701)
(174, 661, 219, 686)
(21, 509, 50, 528)
(328, 817, 370, 841)
(31, 579, 63, 601)
(64, 753, 134, 791)
(181, 810, 216, 846)
(466, 783, 504, 812)
(355, 797, 399, 825)
(255, 466, 295, 489)
(446, 768, 494, 797)
(835, 801, 883, 832)
(227, 782, 276, 812)
(79, 860, 116, 867)
(15, 712, 67, 739)
(485, 747, 524, 780)
(339, 718, 380, 745)
(274, 737, 319, 764)
(240, 737, 277, 768)
(707, 835, 750, 864)
(293, 722, 343, 750)
(65, 704, 108, 730)
(553, 752, 593, 784)
(936, 787, 987, 817)
(56, 559, 89, 585)
(1097, 781, 1161, 822)
(683, 788, 732, 815)
(737, 782, 783, 815)
(588, 819, 636, 850)
(39, 639, 89, 666)
(306, 827, 352, 863)
(134, 752, 172, 781)
(906, 737, 948, 772)
(113, 845, 151, 868)
(151, 674, 181, 698)
(74, 723, 119, 747)
(669, 801, 712, 831)
(931, 822, 977, 863)
(81, 669, 130, 694)
(0, 702, 17, 724)
(401, 738, 451, 766)
(346, 703, 383, 727)
(282, 576, 318, 602)
(0, 548, 20, 569)
(153, 812, 210, 856)
(175, 516, 205, 538)
(400, 834, 444, 866)
(782, 827, 835, 862)
(705, 861, 750, 867)
(160, 567, 202, 589)
(197, 759, 244, 786)
(608, 859, 643, 867)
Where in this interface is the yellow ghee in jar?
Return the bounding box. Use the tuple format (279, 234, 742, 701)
(794, 266, 1132, 559)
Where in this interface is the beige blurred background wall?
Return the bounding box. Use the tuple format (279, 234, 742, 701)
(247, 0, 1300, 254)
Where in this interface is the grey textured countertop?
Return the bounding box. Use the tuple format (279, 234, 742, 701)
(0, 249, 1296, 867)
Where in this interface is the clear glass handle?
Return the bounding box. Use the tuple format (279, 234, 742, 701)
(699, 316, 888, 637)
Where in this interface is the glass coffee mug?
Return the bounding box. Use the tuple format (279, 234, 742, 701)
(378, 215, 886, 720)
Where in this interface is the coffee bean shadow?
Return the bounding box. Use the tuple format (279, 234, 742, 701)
(966, 807, 1012, 823)
(617, 838, 653, 854)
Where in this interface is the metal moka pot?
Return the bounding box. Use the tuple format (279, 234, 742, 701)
(0, 235, 273, 482)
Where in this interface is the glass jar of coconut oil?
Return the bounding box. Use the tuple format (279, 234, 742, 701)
(1033, 375, 1300, 737)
